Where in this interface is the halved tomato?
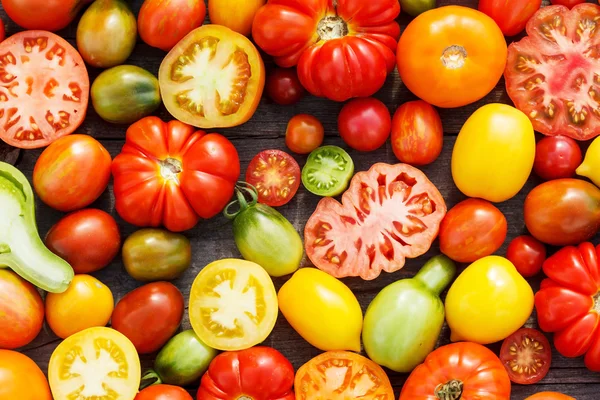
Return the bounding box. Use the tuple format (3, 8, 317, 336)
(188, 259, 278, 351)
(500, 328, 552, 385)
(505, 4, 600, 140)
(305, 163, 447, 280)
(294, 351, 394, 399)
(48, 327, 141, 400)
(0, 31, 89, 149)
(159, 25, 265, 129)
(246, 149, 300, 207)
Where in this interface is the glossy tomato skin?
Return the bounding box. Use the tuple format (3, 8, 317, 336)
(478, 0, 542, 36)
(285, 114, 324, 154)
(0, 350, 52, 400)
(1, 0, 90, 31)
(112, 282, 184, 354)
(0, 270, 44, 349)
(506, 235, 546, 278)
(266, 68, 305, 106)
(526, 393, 575, 400)
(338, 98, 391, 152)
(209, 0, 265, 36)
(0, 19, 5, 42)
(136, 385, 193, 400)
(551, 0, 585, 7)
(34, 135, 111, 212)
(534, 136, 582, 181)
(45, 209, 121, 274)
(499, 328, 551, 385)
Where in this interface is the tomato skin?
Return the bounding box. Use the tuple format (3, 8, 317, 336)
(478, 0, 542, 36)
(1, 0, 89, 31)
(0, 350, 52, 400)
(534, 136, 582, 181)
(550, 0, 585, 7)
(499, 328, 551, 385)
(266, 68, 305, 106)
(136, 385, 193, 400)
(526, 393, 575, 400)
(506, 235, 546, 278)
(208, 0, 265, 36)
(338, 98, 391, 152)
(285, 114, 324, 154)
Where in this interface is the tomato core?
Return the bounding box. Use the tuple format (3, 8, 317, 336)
(435, 379, 463, 400)
(441, 45, 467, 69)
(594, 292, 600, 313)
(317, 16, 348, 40)
(159, 158, 182, 180)
(237, 396, 252, 400)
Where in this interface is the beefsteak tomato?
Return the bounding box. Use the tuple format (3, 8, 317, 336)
(111, 116, 240, 232)
(478, 0, 542, 37)
(252, 0, 401, 101)
(1, 0, 91, 31)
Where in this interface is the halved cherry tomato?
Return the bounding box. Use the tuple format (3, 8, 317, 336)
(500, 328, 552, 385)
(246, 149, 300, 207)
(285, 114, 324, 155)
(266, 68, 305, 106)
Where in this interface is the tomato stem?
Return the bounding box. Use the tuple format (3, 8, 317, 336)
(223, 182, 259, 220)
(435, 379, 463, 400)
(139, 369, 162, 390)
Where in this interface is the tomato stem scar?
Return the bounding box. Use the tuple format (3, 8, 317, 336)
(317, 16, 348, 41)
(441, 45, 467, 69)
(434, 379, 463, 400)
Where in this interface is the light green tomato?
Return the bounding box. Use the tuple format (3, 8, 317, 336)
(400, 0, 436, 16)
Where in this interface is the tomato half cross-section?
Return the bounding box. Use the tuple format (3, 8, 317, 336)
(0, 31, 89, 149)
(252, 0, 401, 102)
(305, 163, 446, 280)
(112, 116, 240, 232)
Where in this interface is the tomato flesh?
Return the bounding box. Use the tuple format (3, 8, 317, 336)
(246, 149, 301, 207)
(500, 328, 552, 385)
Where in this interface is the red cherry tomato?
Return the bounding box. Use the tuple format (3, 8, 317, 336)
(246, 150, 301, 207)
(338, 98, 391, 152)
(500, 328, 551, 385)
(506, 235, 546, 278)
(285, 114, 324, 155)
(550, 0, 585, 7)
(266, 68, 305, 106)
(135, 384, 193, 400)
(0, 19, 5, 42)
(533, 136, 582, 181)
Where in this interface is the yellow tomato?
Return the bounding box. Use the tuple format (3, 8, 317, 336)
(577, 135, 600, 187)
(45, 274, 114, 339)
(445, 256, 534, 344)
(208, 0, 266, 36)
(278, 268, 362, 352)
(451, 103, 535, 202)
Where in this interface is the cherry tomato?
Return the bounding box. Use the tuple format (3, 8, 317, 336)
(500, 328, 551, 385)
(338, 97, 391, 152)
(550, 0, 585, 7)
(285, 114, 324, 155)
(533, 136, 582, 181)
(246, 150, 300, 207)
(506, 235, 546, 278)
(0, 19, 5, 42)
(136, 384, 193, 400)
(266, 68, 305, 105)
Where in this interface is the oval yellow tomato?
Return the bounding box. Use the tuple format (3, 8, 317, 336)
(452, 103, 535, 202)
(445, 256, 534, 344)
(278, 268, 362, 352)
(208, 0, 265, 36)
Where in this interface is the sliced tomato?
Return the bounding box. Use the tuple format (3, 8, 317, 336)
(499, 328, 552, 385)
(505, 4, 600, 140)
(188, 259, 278, 351)
(245, 149, 300, 207)
(305, 163, 447, 280)
(0, 31, 89, 149)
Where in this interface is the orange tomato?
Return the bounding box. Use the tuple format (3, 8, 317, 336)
(208, 0, 265, 36)
(525, 393, 575, 400)
(0, 350, 52, 400)
(397, 5, 507, 108)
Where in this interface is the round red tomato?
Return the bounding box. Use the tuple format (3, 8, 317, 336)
(285, 114, 324, 155)
(533, 136, 582, 181)
(439, 198, 507, 263)
(478, 0, 542, 36)
(0, 31, 89, 149)
(136, 384, 193, 400)
(500, 328, 551, 385)
(506, 235, 546, 278)
(1, 0, 90, 31)
(551, 0, 585, 7)
(266, 68, 305, 106)
(0, 350, 52, 400)
(246, 149, 300, 207)
(0, 19, 5, 43)
(338, 98, 391, 152)
(45, 209, 121, 274)
(112, 282, 184, 354)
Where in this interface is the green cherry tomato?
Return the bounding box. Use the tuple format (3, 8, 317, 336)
(301, 145, 354, 197)
(400, 0, 436, 17)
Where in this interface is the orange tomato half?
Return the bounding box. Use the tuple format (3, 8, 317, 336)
(0, 350, 52, 400)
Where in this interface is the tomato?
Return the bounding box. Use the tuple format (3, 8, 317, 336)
(391, 100, 443, 166)
(524, 179, 600, 246)
(500, 328, 551, 385)
(506, 235, 547, 278)
(526, 393, 576, 400)
(208, 0, 265, 36)
(400, 0, 435, 17)
(159, 25, 265, 129)
(285, 114, 324, 154)
(139, 0, 206, 51)
(479, 0, 542, 37)
(34, 135, 111, 212)
(398, 6, 506, 108)
(578, 135, 600, 186)
(452, 104, 536, 202)
(136, 385, 193, 400)
(295, 351, 394, 399)
(0, 31, 89, 149)
(111, 116, 240, 232)
(534, 136, 582, 181)
(445, 256, 534, 344)
(112, 282, 184, 354)
(49, 327, 141, 400)
(551, 0, 585, 7)
(266, 68, 305, 106)
(45, 209, 121, 274)
(188, 259, 278, 351)
(399, 342, 511, 400)
(338, 97, 391, 152)
(0, 270, 44, 349)
(245, 150, 300, 207)
(198, 347, 294, 400)
(253, 0, 400, 102)
(301, 145, 354, 196)
(0, 20, 5, 43)
(305, 163, 446, 280)
(46, 274, 114, 339)
(439, 198, 507, 263)
(1, 0, 90, 31)
(0, 350, 52, 400)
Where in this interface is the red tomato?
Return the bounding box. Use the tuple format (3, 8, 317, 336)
(111, 117, 240, 232)
(285, 114, 324, 155)
(478, 0, 542, 36)
(0, 19, 5, 42)
(0, 31, 89, 149)
(500, 328, 552, 385)
(305, 163, 447, 280)
(551, 0, 585, 7)
(506, 235, 546, 278)
(391, 100, 443, 165)
(439, 198, 507, 263)
(136, 385, 193, 400)
(33, 135, 111, 212)
(45, 209, 121, 274)
(112, 282, 184, 354)
(533, 136, 582, 181)
(0, 270, 44, 349)
(253, 0, 400, 101)
(0, 350, 52, 400)
(338, 98, 391, 152)
(197, 347, 294, 400)
(245, 150, 300, 207)
(1, 0, 90, 31)
(266, 68, 305, 106)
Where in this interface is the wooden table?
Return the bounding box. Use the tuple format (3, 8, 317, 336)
(2, 0, 600, 398)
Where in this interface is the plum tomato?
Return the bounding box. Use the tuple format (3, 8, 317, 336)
(266, 68, 305, 106)
(500, 328, 552, 385)
(136, 385, 193, 400)
(533, 136, 582, 181)
(1, 0, 90, 31)
(338, 97, 391, 152)
(246, 150, 301, 207)
(506, 235, 546, 278)
(209, 0, 266, 36)
(0, 350, 52, 400)
(551, 0, 585, 7)
(478, 0, 542, 37)
(285, 114, 324, 155)
(301, 146, 354, 197)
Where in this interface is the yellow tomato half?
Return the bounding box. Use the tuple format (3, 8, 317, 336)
(445, 256, 534, 344)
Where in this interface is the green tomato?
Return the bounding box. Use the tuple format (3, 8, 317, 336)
(301, 146, 354, 197)
(400, 0, 436, 17)
(362, 255, 456, 373)
(122, 229, 191, 282)
(91, 65, 161, 124)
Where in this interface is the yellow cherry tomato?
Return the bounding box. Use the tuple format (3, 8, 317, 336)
(452, 103, 535, 202)
(278, 268, 362, 352)
(45, 275, 114, 339)
(445, 256, 534, 344)
(577, 135, 600, 187)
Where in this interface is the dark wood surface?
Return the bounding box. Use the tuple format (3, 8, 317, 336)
(2, 0, 600, 398)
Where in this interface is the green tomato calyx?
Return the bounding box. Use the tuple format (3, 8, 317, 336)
(224, 182, 259, 220)
(435, 379, 463, 400)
